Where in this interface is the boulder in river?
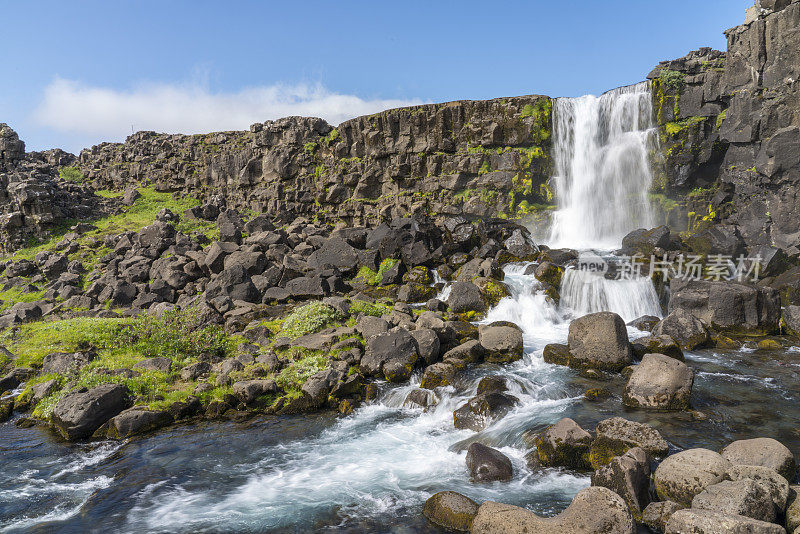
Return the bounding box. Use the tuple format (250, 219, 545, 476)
(654, 448, 732, 507)
(104, 407, 173, 439)
(567, 311, 632, 372)
(466, 442, 513, 482)
(446, 281, 487, 314)
(470, 486, 635, 534)
(630, 334, 684, 361)
(653, 309, 710, 350)
(422, 491, 478, 532)
(623, 353, 693, 411)
(360, 328, 419, 383)
(453, 391, 518, 431)
(51, 383, 129, 441)
(589, 417, 669, 469)
(478, 324, 523, 363)
(664, 509, 784, 534)
(533, 417, 592, 470)
(420, 362, 456, 389)
(720, 437, 797, 482)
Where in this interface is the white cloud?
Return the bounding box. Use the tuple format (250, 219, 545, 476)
(33, 78, 424, 144)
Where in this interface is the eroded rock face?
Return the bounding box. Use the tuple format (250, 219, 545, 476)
(654, 448, 732, 507)
(470, 487, 635, 534)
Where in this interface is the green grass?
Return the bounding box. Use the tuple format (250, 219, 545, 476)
(0, 287, 46, 313)
(355, 258, 400, 286)
(58, 166, 86, 183)
(665, 116, 705, 136)
(280, 302, 343, 339)
(275, 351, 327, 390)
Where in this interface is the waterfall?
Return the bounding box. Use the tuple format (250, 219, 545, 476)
(559, 268, 662, 322)
(547, 82, 657, 250)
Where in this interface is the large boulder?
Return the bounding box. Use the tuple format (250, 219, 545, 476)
(691, 479, 776, 523)
(630, 334, 684, 361)
(422, 491, 478, 532)
(205, 265, 259, 303)
(306, 237, 359, 274)
(654, 448, 732, 507)
(567, 312, 632, 372)
(42, 351, 96, 375)
(589, 417, 669, 469)
(653, 309, 710, 350)
(664, 509, 784, 534)
(471, 486, 635, 534)
(720, 438, 797, 481)
(668, 279, 781, 335)
(420, 362, 456, 389)
(591, 447, 651, 519)
(623, 353, 693, 411)
(728, 465, 790, 512)
(105, 408, 172, 439)
(360, 329, 419, 383)
(621, 226, 672, 255)
(447, 281, 487, 314)
(466, 442, 513, 482)
(533, 417, 592, 469)
(51, 384, 129, 440)
(478, 324, 523, 363)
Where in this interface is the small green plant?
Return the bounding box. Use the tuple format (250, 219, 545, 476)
(58, 166, 86, 183)
(280, 302, 343, 339)
(355, 258, 400, 286)
(659, 69, 686, 94)
(304, 141, 318, 155)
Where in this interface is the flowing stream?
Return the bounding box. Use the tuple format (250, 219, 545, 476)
(3, 85, 800, 533)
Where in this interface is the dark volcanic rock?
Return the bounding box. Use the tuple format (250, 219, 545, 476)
(51, 383, 129, 441)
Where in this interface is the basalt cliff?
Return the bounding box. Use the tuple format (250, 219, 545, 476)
(2, 0, 799, 258)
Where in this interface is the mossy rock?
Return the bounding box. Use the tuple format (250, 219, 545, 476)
(757, 338, 783, 350)
(543, 343, 570, 366)
(423, 491, 478, 532)
(473, 276, 511, 307)
(584, 387, 611, 402)
(403, 266, 434, 285)
(588, 435, 634, 470)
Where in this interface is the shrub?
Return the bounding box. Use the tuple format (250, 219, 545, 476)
(280, 302, 343, 339)
(58, 166, 85, 183)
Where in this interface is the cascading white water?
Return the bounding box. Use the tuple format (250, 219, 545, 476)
(547, 83, 657, 250)
(559, 268, 662, 322)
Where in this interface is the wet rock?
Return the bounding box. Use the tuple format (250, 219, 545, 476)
(360, 329, 419, 383)
(589, 417, 669, 469)
(721, 438, 797, 482)
(623, 353, 693, 411)
(442, 340, 485, 368)
(446, 281, 487, 314)
(533, 417, 592, 470)
(104, 408, 172, 439)
(403, 388, 437, 409)
(51, 383, 129, 441)
(642, 501, 683, 534)
(653, 309, 710, 350)
(466, 442, 513, 482)
(692, 479, 776, 523)
(232, 379, 277, 404)
(628, 315, 661, 332)
(630, 334, 684, 361)
(621, 226, 672, 255)
(654, 448, 732, 507)
(664, 509, 784, 534)
(476, 376, 508, 395)
(567, 311, 632, 372)
(471, 486, 635, 534)
(591, 447, 651, 519)
(534, 261, 564, 288)
(132, 357, 172, 373)
(478, 324, 523, 363)
(420, 362, 456, 389)
(422, 491, 478, 532)
(453, 391, 518, 431)
(542, 343, 570, 366)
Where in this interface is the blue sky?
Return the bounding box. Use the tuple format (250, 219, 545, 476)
(2, 0, 751, 154)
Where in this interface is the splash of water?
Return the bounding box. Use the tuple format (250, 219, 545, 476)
(547, 83, 657, 249)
